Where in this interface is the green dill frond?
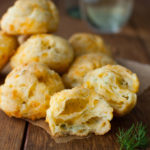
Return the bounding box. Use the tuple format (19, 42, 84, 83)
(116, 122, 149, 150)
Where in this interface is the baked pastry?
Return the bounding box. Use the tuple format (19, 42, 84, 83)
(0, 62, 64, 120)
(0, 31, 18, 71)
(1, 0, 59, 35)
(69, 33, 110, 57)
(63, 53, 116, 88)
(83, 65, 139, 116)
(17, 35, 30, 45)
(46, 87, 113, 137)
(10, 34, 74, 73)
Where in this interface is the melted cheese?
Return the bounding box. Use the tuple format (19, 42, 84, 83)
(46, 87, 113, 137)
(83, 65, 139, 116)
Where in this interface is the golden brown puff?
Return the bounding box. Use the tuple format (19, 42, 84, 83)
(63, 53, 116, 88)
(0, 31, 18, 71)
(1, 0, 59, 35)
(46, 87, 113, 137)
(69, 33, 111, 57)
(0, 62, 64, 120)
(10, 34, 74, 73)
(83, 65, 139, 116)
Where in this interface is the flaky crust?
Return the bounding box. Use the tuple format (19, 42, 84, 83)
(11, 34, 74, 73)
(1, 0, 59, 35)
(69, 33, 111, 57)
(0, 62, 64, 120)
(46, 87, 113, 137)
(83, 65, 139, 116)
(0, 31, 18, 71)
(63, 53, 116, 88)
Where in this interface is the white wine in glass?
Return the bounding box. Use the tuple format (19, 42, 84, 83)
(79, 0, 134, 33)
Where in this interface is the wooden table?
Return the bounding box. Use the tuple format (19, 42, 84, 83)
(0, 0, 150, 149)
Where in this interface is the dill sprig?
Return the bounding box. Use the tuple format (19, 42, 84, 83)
(116, 122, 149, 150)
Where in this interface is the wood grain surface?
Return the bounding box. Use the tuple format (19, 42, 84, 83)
(0, 0, 150, 150)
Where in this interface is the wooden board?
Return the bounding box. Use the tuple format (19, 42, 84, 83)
(0, 0, 150, 149)
(132, 0, 150, 55)
(0, 111, 26, 150)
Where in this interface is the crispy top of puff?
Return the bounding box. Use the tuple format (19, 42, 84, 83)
(63, 53, 116, 88)
(11, 34, 74, 73)
(69, 33, 111, 57)
(0, 62, 64, 120)
(1, 0, 59, 34)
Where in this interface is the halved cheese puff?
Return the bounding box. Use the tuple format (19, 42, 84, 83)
(83, 65, 139, 116)
(46, 87, 113, 137)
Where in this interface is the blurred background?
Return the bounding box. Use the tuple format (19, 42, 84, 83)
(0, 0, 149, 36)
(0, 0, 149, 61)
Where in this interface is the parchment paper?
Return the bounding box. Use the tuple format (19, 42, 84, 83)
(2, 58, 150, 143)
